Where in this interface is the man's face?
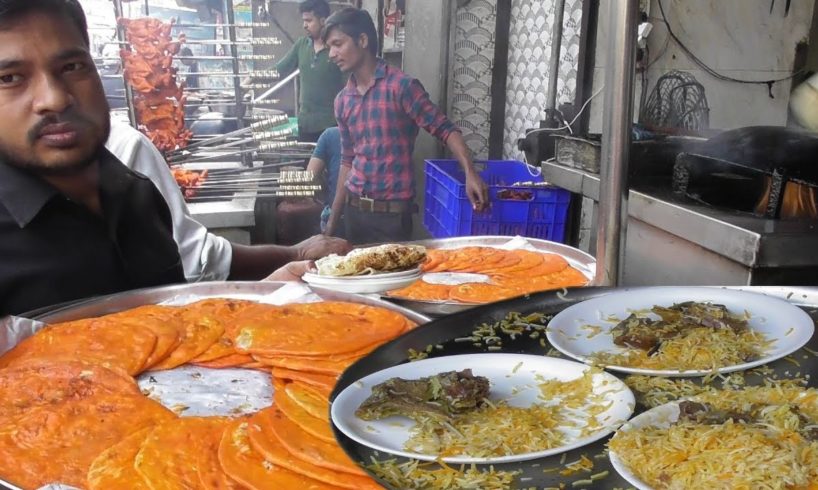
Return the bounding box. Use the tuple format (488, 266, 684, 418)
(327, 29, 367, 73)
(302, 12, 324, 40)
(0, 11, 110, 175)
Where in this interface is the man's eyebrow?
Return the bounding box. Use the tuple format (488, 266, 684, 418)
(52, 47, 91, 62)
(0, 59, 22, 71)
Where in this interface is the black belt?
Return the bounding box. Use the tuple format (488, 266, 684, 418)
(346, 195, 414, 213)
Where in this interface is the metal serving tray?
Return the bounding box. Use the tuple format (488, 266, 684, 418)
(333, 285, 818, 490)
(385, 236, 597, 316)
(31, 281, 430, 325)
(1, 281, 429, 490)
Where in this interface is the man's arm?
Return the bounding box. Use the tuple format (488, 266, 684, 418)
(443, 131, 488, 210)
(229, 235, 351, 280)
(275, 38, 301, 77)
(325, 165, 349, 236)
(106, 122, 233, 282)
(400, 79, 488, 210)
(325, 97, 354, 236)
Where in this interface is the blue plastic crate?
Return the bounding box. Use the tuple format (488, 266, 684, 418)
(423, 159, 571, 241)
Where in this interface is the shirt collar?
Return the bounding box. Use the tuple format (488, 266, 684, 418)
(0, 149, 131, 228)
(344, 58, 388, 95)
(0, 160, 58, 228)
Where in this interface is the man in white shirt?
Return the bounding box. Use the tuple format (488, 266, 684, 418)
(106, 122, 349, 281)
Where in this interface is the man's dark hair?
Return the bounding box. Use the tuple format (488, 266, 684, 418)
(322, 7, 377, 56)
(180, 47, 193, 57)
(0, 0, 89, 46)
(299, 0, 330, 19)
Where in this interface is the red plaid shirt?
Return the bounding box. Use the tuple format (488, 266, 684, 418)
(335, 59, 459, 200)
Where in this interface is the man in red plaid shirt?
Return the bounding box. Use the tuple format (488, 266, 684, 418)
(322, 8, 488, 243)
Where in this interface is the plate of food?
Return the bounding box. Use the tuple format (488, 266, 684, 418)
(546, 287, 814, 377)
(303, 244, 426, 294)
(608, 385, 818, 489)
(330, 353, 634, 464)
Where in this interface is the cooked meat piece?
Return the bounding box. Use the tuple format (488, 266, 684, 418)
(611, 314, 675, 351)
(802, 426, 818, 441)
(677, 400, 752, 425)
(315, 244, 427, 276)
(355, 369, 490, 423)
(653, 302, 748, 334)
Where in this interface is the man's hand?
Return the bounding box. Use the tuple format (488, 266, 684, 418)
(294, 234, 351, 261)
(264, 260, 314, 282)
(465, 170, 489, 211)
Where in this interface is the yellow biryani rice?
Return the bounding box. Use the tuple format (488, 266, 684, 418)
(591, 326, 771, 371)
(405, 369, 610, 458)
(366, 458, 519, 489)
(609, 386, 818, 489)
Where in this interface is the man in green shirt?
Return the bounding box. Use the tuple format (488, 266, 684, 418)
(276, 0, 345, 142)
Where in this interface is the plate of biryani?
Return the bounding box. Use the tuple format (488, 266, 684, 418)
(304, 244, 427, 294)
(608, 385, 818, 489)
(546, 287, 814, 377)
(330, 353, 635, 464)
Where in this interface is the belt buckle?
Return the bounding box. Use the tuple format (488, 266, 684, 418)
(360, 196, 375, 212)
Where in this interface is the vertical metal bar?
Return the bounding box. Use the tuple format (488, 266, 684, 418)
(111, 0, 138, 128)
(222, 0, 249, 165)
(223, 0, 245, 129)
(488, 0, 511, 159)
(595, 0, 639, 286)
(545, 0, 566, 114)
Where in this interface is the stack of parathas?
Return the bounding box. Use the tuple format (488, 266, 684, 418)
(0, 298, 413, 489)
(388, 247, 588, 303)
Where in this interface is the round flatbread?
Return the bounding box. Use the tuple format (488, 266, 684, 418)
(284, 382, 329, 420)
(248, 414, 380, 490)
(87, 427, 153, 490)
(134, 416, 234, 490)
(218, 419, 338, 490)
(257, 406, 366, 476)
(0, 318, 157, 375)
(234, 302, 406, 357)
(149, 309, 225, 371)
(0, 359, 139, 421)
(274, 390, 335, 444)
(0, 392, 175, 489)
(104, 306, 184, 370)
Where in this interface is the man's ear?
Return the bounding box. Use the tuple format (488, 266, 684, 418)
(358, 32, 369, 51)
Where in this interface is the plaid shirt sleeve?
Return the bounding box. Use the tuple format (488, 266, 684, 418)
(400, 78, 460, 142)
(334, 93, 354, 168)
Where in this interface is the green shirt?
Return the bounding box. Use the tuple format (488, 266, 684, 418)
(276, 37, 345, 135)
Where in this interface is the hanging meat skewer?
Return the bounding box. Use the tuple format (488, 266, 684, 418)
(119, 17, 193, 153)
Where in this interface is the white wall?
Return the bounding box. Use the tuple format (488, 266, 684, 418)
(588, 0, 815, 132)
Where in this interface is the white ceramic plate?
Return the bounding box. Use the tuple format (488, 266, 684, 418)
(330, 353, 635, 464)
(310, 266, 423, 280)
(302, 269, 422, 294)
(546, 286, 815, 377)
(608, 401, 682, 490)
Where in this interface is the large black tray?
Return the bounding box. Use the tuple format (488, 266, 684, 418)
(332, 286, 818, 489)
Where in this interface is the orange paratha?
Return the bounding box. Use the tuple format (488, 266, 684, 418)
(0, 318, 157, 375)
(0, 359, 139, 421)
(273, 389, 335, 443)
(218, 419, 338, 490)
(234, 302, 406, 357)
(134, 416, 234, 490)
(87, 427, 153, 490)
(248, 415, 380, 490)
(0, 393, 175, 489)
(258, 406, 366, 476)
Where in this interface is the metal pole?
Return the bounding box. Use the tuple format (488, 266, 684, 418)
(111, 0, 138, 128)
(595, 0, 639, 286)
(545, 0, 566, 114)
(252, 69, 299, 103)
(222, 0, 249, 166)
